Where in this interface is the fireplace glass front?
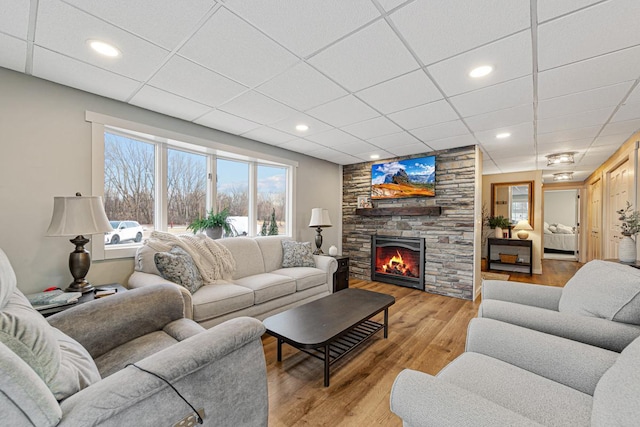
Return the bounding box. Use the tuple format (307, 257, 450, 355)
(372, 235, 425, 290)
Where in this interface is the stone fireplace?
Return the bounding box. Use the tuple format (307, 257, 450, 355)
(372, 235, 425, 290)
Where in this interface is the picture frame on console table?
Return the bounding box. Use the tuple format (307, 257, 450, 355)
(357, 196, 372, 209)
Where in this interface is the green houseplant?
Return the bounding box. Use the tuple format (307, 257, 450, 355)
(488, 215, 511, 238)
(187, 208, 233, 239)
(617, 201, 640, 262)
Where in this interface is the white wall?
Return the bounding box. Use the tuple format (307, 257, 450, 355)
(0, 68, 342, 293)
(544, 190, 577, 227)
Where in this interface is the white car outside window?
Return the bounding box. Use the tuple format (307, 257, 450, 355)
(105, 221, 144, 245)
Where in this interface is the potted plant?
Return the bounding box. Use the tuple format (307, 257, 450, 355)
(617, 201, 640, 262)
(187, 208, 233, 239)
(488, 215, 511, 238)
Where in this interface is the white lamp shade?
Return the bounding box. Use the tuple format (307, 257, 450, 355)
(46, 195, 113, 236)
(308, 208, 332, 228)
(513, 220, 533, 231)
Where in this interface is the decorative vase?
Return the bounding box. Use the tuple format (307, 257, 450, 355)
(494, 227, 503, 238)
(204, 227, 223, 240)
(619, 235, 637, 263)
(329, 245, 338, 256)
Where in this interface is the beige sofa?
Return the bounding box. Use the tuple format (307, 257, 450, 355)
(128, 236, 338, 328)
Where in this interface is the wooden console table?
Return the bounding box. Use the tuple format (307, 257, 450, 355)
(487, 238, 533, 275)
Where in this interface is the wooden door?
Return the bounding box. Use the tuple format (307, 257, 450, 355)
(588, 178, 602, 261)
(607, 160, 630, 259)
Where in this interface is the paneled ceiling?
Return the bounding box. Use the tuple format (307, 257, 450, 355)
(2, 0, 639, 182)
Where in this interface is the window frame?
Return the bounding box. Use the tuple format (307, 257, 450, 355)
(88, 111, 297, 261)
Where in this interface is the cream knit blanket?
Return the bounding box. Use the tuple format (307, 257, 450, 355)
(147, 231, 236, 284)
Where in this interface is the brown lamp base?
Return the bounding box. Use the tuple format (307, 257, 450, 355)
(67, 235, 94, 293)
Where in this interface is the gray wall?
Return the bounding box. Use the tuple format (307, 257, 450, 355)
(0, 68, 342, 294)
(544, 190, 578, 227)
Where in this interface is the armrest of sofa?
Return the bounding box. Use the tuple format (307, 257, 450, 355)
(58, 317, 268, 427)
(128, 271, 194, 319)
(478, 299, 640, 352)
(390, 369, 543, 427)
(465, 318, 618, 395)
(48, 284, 186, 359)
(482, 280, 562, 310)
(313, 255, 338, 292)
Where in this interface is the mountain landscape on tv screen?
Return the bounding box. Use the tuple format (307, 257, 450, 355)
(371, 157, 436, 199)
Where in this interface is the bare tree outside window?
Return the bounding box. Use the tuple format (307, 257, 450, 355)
(168, 149, 207, 234)
(257, 165, 286, 235)
(217, 159, 249, 235)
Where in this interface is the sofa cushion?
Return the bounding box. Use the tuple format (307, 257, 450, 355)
(0, 248, 17, 309)
(155, 246, 203, 294)
(439, 352, 592, 426)
(271, 267, 327, 291)
(233, 274, 296, 304)
(134, 244, 166, 276)
(191, 282, 255, 321)
(281, 241, 315, 268)
(592, 335, 640, 425)
(559, 260, 640, 325)
(255, 236, 290, 272)
(217, 238, 266, 279)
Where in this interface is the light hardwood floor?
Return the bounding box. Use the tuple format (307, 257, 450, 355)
(263, 259, 582, 426)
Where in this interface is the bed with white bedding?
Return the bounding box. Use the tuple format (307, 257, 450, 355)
(544, 222, 577, 253)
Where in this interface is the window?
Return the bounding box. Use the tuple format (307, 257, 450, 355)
(89, 112, 296, 260)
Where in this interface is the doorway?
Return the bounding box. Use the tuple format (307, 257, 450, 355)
(543, 189, 579, 261)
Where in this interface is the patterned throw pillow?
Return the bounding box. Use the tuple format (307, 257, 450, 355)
(281, 241, 316, 268)
(154, 246, 203, 294)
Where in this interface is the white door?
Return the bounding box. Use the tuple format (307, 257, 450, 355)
(589, 178, 602, 261)
(607, 160, 630, 259)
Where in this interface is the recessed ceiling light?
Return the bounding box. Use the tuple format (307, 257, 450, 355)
(88, 40, 120, 57)
(469, 65, 493, 78)
(370, 154, 380, 159)
(496, 132, 511, 139)
(295, 124, 309, 132)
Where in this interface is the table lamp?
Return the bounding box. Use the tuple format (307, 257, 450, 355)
(46, 193, 113, 293)
(513, 220, 533, 239)
(308, 208, 332, 255)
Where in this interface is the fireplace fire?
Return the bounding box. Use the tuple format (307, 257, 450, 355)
(372, 235, 425, 290)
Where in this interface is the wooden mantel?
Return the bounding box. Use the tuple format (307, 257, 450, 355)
(355, 206, 442, 216)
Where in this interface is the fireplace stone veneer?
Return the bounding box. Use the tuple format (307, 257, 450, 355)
(372, 235, 425, 290)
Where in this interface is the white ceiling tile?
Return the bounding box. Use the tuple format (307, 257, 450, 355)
(537, 0, 602, 22)
(538, 45, 640, 98)
(536, 126, 600, 145)
(194, 110, 261, 134)
(612, 102, 640, 123)
(538, 0, 640, 70)
(32, 47, 141, 101)
(130, 86, 212, 121)
(474, 122, 534, 146)
(390, 0, 530, 65)
(427, 31, 532, 97)
(464, 104, 533, 133)
(387, 99, 459, 130)
(537, 107, 613, 134)
(149, 56, 248, 107)
(241, 126, 295, 145)
(355, 70, 442, 114)
(179, 8, 299, 87)
(218, 91, 297, 125)
(256, 62, 348, 111)
(487, 142, 535, 158)
(62, 0, 215, 50)
(600, 119, 640, 137)
(341, 116, 403, 140)
(353, 150, 395, 162)
(306, 95, 379, 127)
(537, 138, 592, 156)
(625, 86, 640, 105)
(222, 0, 380, 57)
(308, 19, 419, 92)
(581, 144, 622, 163)
(387, 143, 431, 157)
(493, 156, 537, 173)
(411, 120, 470, 143)
(450, 77, 533, 118)
(377, 0, 410, 12)
(367, 132, 420, 149)
(277, 138, 325, 153)
(592, 133, 630, 147)
(538, 82, 632, 120)
(305, 129, 364, 147)
(269, 113, 333, 136)
(482, 160, 501, 175)
(338, 140, 379, 155)
(427, 134, 476, 151)
(0, 0, 30, 38)
(35, 1, 170, 81)
(307, 147, 361, 164)
(0, 34, 26, 72)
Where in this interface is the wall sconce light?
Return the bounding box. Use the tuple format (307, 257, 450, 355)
(513, 220, 533, 239)
(553, 172, 574, 181)
(546, 152, 575, 166)
(308, 208, 332, 255)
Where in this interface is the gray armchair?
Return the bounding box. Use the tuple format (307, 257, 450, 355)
(0, 248, 268, 427)
(479, 260, 640, 352)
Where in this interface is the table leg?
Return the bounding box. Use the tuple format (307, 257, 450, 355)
(384, 308, 389, 338)
(324, 345, 330, 387)
(277, 338, 283, 362)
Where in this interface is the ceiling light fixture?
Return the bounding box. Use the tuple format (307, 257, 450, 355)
(88, 40, 120, 57)
(295, 124, 309, 132)
(495, 132, 511, 139)
(469, 65, 493, 78)
(553, 172, 574, 181)
(546, 152, 575, 166)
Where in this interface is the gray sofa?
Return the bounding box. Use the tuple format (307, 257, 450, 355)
(479, 260, 640, 352)
(129, 235, 338, 328)
(391, 317, 640, 426)
(0, 248, 268, 427)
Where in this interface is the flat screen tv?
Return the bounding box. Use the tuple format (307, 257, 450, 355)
(371, 156, 436, 200)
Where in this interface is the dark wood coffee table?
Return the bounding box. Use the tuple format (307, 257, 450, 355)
(263, 288, 395, 386)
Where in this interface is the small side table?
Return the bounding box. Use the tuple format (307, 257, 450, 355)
(39, 283, 127, 317)
(330, 255, 349, 292)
